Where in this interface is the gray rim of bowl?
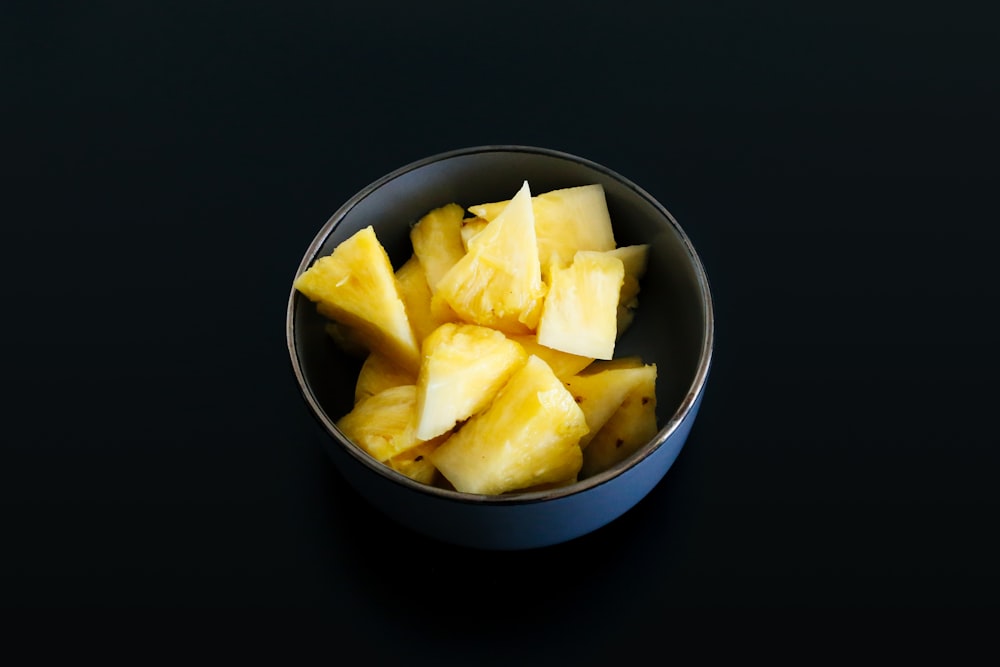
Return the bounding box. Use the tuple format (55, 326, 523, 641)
(286, 144, 715, 506)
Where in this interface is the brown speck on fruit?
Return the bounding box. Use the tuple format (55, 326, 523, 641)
(615, 438, 624, 448)
(575, 396, 583, 403)
(414, 456, 424, 462)
(641, 396, 650, 405)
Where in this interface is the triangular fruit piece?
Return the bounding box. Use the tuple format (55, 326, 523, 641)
(435, 181, 546, 334)
(563, 363, 655, 450)
(536, 250, 624, 359)
(294, 226, 420, 373)
(580, 364, 658, 478)
(414, 322, 527, 441)
(429, 355, 588, 495)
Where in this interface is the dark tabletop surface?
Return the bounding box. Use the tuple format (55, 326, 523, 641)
(4, 0, 998, 647)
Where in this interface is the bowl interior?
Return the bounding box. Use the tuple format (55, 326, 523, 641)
(289, 146, 711, 496)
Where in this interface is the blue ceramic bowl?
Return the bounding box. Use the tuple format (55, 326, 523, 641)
(286, 145, 714, 550)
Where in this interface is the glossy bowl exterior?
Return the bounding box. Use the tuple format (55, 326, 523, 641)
(287, 145, 714, 550)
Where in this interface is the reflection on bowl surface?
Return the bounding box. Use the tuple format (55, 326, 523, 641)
(287, 145, 714, 550)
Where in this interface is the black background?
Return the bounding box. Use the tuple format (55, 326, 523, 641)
(4, 0, 999, 646)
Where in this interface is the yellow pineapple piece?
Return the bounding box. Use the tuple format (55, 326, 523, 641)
(394, 254, 454, 345)
(387, 437, 445, 486)
(459, 216, 489, 251)
(468, 184, 616, 280)
(429, 355, 589, 495)
(335, 384, 422, 463)
(295, 226, 420, 373)
(606, 244, 650, 337)
(414, 322, 528, 441)
(410, 203, 467, 290)
(580, 364, 658, 478)
(536, 250, 624, 360)
(354, 352, 416, 404)
(509, 334, 594, 379)
(410, 204, 468, 323)
(564, 362, 655, 450)
(435, 181, 547, 335)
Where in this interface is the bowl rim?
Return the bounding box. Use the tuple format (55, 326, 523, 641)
(286, 144, 715, 506)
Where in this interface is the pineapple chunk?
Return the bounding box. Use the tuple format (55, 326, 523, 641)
(564, 363, 655, 450)
(295, 226, 420, 373)
(387, 437, 445, 485)
(410, 204, 468, 323)
(414, 322, 528, 441)
(434, 181, 547, 335)
(468, 184, 616, 280)
(509, 334, 594, 380)
(410, 203, 467, 290)
(607, 244, 650, 337)
(580, 364, 658, 478)
(395, 254, 454, 345)
(459, 216, 489, 251)
(429, 355, 589, 495)
(355, 351, 416, 404)
(536, 250, 625, 360)
(336, 384, 422, 463)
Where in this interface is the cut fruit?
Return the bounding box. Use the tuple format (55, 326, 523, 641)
(336, 384, 422, 463)
(429, 355, 589, 495)
(536, 250, 624, 360)
(414, 322, 528, 441)
(395, 254, 455, 345)
(580, 364, 658, 478)
(410, 203, 467, 290)
(355, 352, 416, 404)
(607, 244, 650, 337)
(295, 226, 420, 373)
(387, 437, 445, 485)
(509, 334, 594, 380)
(435, 181, 547, 335)
(564, 362, 656, 450)
(459, 216, 489, 251)
(468, 184, 616, 280)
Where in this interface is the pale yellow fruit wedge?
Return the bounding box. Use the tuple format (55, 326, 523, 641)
(468, 184, 616, 280)
(564, 363, 655, 450)
(606, 244, 650, 337)
(387, 437, 445, 486)
(509, 334, 594, 380)
(354, 352, 417, 404)
(336, 384, 422, 463)
(394, 254, 455, 345)
(414, 322, 528, 441)
(435, 181, 546, 334)
(536, 250, 625, 360)
(580, 364, 658, 478)
(459, 216, 489, 251)
(410, 203, 467, 290)
(410, 204, 469, 323)
(429, 355, 589, 495)
(295, 226, 420, 373)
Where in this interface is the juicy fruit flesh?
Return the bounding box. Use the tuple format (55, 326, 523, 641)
(563, 362, 656, 450)
(294, 180, 660, 495)
(537, 250, 625, 360)
(580, 365, 659, 478)
(434, 181, 546, 335)
(467, 183, 616, 280)
(294, 225, 420, 373)
(428, 355, 589, 495)
(414, 322, 527, 441)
